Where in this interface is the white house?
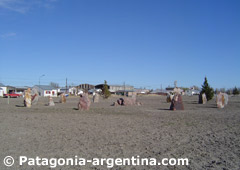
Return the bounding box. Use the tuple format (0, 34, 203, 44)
(0, 84, 16, 97)
(185, 89, 200, 96)
(33, 85, 58, 97)
(68, 87, 79, 95)
(95, 84, 134, 94)
(0, 87, 3, 97)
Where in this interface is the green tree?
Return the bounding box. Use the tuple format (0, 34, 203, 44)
(201, 77, 214, 101)
(232, 86, 239, 95)
(226, 88, 232, 95)
(102, 80, 111, 99)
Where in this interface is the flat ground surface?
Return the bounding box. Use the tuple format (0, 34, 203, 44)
(0, 95, 239, 170)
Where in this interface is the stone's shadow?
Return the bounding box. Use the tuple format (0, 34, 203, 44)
(73, 108, 79, 110)
(205, 106, 219, 109)
(207, 106, 218, 109)
(186, 101, 198, 104)
(15, 105, 25, 107)
(158, 108, 171, 111)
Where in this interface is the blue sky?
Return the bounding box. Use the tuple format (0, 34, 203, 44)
(0, 0, 239, 89)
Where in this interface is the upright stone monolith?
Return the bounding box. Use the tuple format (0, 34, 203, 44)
(59, 93, 66, 103)
(48, 96, 55, 106)
(170, 94, 184, 110)
(217, 92, 225, 108)
(78, 93, 91, 110)
(223, 93, 228, 105)
(93, 93, 99, 103)
(199, 93, 207, 104)
(24, 88, 32, 108)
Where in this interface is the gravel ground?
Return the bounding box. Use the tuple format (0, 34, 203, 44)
(0, 95, 239, 170)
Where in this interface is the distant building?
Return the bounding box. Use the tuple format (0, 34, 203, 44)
(68, 87, 77, 95)
(95, 84, 109, 90)
(115, 90, 135, 97)
(13, 86, 30, 96)
(15, 86, 29, 93)
(57, 87, 69, 94)
(33, 85, 58, 97)
(95, 84, 134, 94)
(134, 88, 150, 94)
(185, 89, 200, 96)
(165, 87, 175, 93)
(77, 84, 95, 91)
(0, 84, 16, 96)
(150, 89, 168, 96)
(110, 85, 134, 93)
(0, 83, 5, 97)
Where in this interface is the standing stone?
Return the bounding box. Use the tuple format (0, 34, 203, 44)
(93, 93, 99, 103)
(59, 93, 66, 103)
(166, 94, 174, 103)
(170, 94, 184, 110)
(48, 96, 55, 106)
(92, 92, 96, 102)
(111, 101, 119, 106)
(217, 93, 225, 108)
(223, 93, 228, 105)
(113, 94, 141, 106)
(78, 93, 91, 110)
(31, 88, 39, 105)
(199, 93, 207, 104)
(124, 94, 137, 106)
(24, 88, 32, 108)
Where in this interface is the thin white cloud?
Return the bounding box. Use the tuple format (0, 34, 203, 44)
(0, 0, 58, 13)
(0, 32, 17, 38)
(0, 0, 29, 13)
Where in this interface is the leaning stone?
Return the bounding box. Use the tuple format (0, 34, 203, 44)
(31, 88, 39, 105)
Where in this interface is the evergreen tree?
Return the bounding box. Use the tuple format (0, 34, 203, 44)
(102, 80, 111, 99)
(232, 86, 239, 95)
(201, 77, 214, 101)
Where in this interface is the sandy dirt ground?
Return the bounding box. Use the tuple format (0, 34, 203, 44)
(0, 95, 239, 170)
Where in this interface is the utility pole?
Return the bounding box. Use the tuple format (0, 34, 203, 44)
(123, 81, 126, 96)
(174, 81, 177, 88)
(39, 74, 45, 96)
(66, 78, 68, 93)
